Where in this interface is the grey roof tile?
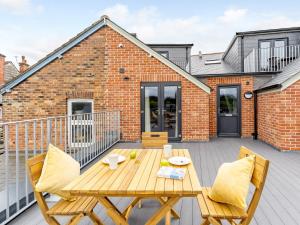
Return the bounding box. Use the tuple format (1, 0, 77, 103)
(190, 53, 236, 75)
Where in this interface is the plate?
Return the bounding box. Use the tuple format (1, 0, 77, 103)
(168, 156, 191, 166)
(102, 155, 126, 164)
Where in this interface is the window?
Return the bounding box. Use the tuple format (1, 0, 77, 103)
(68, 99, 94, 147)
(204, 59, 221, 65)
(157, 51, 169, 59)
(259, 38, 288, 71)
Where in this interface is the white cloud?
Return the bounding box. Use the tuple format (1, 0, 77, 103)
(218, 8, 248, 23)
(0, 0, 44, 14)
(3, 4, 300, 66)
(98, 4, 300, 55)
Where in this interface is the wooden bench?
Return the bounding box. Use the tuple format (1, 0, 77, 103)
(27, 153, 103, 225)
(141, 132, 168, 149)
(197, 146, 269, 225)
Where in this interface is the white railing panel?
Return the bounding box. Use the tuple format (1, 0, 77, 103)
(244, 44, 300, 72)
(0, 111, 120, 224)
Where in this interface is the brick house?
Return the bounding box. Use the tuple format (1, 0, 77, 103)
(0, 16, 210, 143)
(0, 17, 299, 151)
(0, 54, 25, 120)
(191, 28, 300, 151)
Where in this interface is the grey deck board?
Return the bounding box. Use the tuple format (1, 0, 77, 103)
(7, 138, 300, 225)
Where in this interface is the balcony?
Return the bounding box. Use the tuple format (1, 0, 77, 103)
(6, 138, 300, 225)
(244, 44, 300, 72)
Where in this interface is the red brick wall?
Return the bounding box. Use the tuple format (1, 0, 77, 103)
(257, 80, 300, 151)
(0, 54, 5, 85)
(205, 76, 254, 137)
(102, 27, 209, 141)
(2, 26, 210, 142)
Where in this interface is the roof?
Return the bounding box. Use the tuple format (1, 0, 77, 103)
(236, 26, 300, 36)
(190, 53, 236, 75)
(256, 57, 300, 91)
(0, 17, 210, 94)
(223, 26, 300, 60)
(4, 61, 19, 83)
(147, 44, 194, 47)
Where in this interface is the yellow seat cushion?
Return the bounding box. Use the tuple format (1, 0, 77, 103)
(35, 144, 80, 200)
(209, 155, 255, 209)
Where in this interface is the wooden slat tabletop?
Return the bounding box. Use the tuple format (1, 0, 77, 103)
(63, 149, 202, 197)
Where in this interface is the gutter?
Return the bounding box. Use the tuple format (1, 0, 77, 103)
(252, 83, 282, 139)
(193, 72, 277, 78)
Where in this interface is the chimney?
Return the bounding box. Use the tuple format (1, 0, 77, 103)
(19, 56, 29, 73)
(199, 51, 202, 59)
(0, 53, 5, 85)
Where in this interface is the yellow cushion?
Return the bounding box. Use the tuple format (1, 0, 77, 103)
(35, 144, 80, 200)
(209, 155, 255, 209)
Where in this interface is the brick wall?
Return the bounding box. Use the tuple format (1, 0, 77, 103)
(0, 54, 5, 85)
(205, 76, 254, 137)
(102, 27, 209, 141)
(2, 26, 210, 142)
(257, 80, 300, 151)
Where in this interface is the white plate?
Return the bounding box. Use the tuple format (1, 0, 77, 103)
(102, 155, 126, 164)
(168, 156, 191, 166)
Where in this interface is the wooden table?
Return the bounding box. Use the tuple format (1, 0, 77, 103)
(63, 149, 202, 225)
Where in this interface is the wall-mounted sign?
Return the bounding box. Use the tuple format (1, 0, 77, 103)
(244, 91, 253, 99)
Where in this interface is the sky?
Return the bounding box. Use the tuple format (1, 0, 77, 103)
(1, 0, 300, 66)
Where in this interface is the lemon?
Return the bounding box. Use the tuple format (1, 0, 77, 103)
(130, 150, 137, 159)
(160, 159, 170, 166)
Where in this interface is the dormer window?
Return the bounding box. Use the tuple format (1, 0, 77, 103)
(204, 59, 221, 65)
(157, 51, 169, 59)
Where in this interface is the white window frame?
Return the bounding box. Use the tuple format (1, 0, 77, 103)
(67, 99, 94, 148)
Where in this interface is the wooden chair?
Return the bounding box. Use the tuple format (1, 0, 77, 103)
(197, 146, 269, 225)
(141, 132, 168, 149)
(139, 132, 168, 208)
(27, 153, 103, 225)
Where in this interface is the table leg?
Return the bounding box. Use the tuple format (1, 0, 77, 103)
(122, 197, 141, 220)
(157, 197, 180, 219)
(98, 197, 129, 225)
(145, 197, 180, 225)
(165, 210, 171, 225)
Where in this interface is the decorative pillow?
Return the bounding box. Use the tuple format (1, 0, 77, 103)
(35, 144, 80, 200)
(208, 155, 255, 209)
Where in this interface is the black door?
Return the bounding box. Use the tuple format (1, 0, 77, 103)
(141, 82, 182, 141)
(217, 85, 241, 137)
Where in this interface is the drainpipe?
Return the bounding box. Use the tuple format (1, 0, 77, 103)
(241, 35, 245, 72)
(185, 47, 189, 72)
(253, 91, 258, 140)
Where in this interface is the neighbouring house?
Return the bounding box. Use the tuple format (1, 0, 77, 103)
(0, 16, 299, 151)
(0, 54, 24, 120)
(191, 27, 300, 151)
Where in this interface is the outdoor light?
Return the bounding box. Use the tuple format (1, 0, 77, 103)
(244, 91, 253, 99)
(118, 43, 124, 48)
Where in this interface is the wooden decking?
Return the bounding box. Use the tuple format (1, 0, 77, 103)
(8, 138, 300, 225)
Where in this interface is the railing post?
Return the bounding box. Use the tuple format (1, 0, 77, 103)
(4, 124, 9, 220)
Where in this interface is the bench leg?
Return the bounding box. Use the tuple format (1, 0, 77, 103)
(88, 211, 104, 225)
(208, 217, 221, 225)
(66, 213, 84, 225)
(201, 218, 210, 225)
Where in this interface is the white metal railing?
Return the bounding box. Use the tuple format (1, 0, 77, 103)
(244, 44, 300, 72)
(0, 111, 120, 224)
